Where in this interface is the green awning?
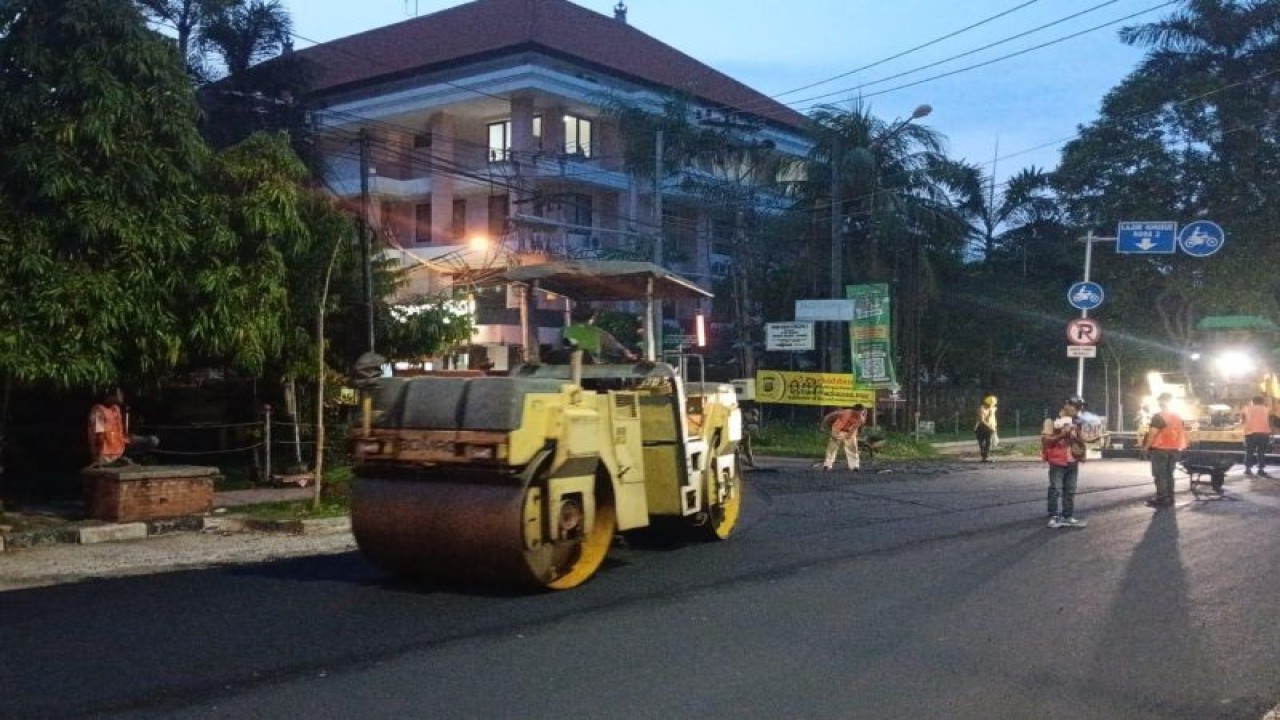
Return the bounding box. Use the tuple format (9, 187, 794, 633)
(1196, 315, 1279, 331)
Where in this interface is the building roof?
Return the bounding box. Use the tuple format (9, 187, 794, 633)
(293, 0, 808, 130)
(503, 260, 712, 300)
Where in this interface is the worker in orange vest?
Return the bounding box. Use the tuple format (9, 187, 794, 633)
(821, 404, 867, 472)
(1241, 394, 1272, 477)
(1140, 392, 1188, 507)
(88, 388, 128, 467)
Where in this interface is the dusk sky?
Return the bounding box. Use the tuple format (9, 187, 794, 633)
(283, 0, 1165, 184)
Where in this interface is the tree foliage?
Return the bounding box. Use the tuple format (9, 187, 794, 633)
(0, 0, 213, 387)
(1056, 0, 1280, 355)
(0, 0, 381, 394)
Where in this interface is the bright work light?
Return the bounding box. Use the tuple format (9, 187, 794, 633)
(1213, 350, 1255, 378)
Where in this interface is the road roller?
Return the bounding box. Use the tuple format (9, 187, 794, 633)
(349, 355, 743, 590)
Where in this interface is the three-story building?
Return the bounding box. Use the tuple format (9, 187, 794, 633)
(295, 0, 810, 368)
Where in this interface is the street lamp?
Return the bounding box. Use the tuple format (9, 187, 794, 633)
(887, 104, 931, 433)
(829, 103, 932, 381)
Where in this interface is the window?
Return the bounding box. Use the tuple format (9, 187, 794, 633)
(565, 193, 593, 228)
(564, 115, 592, 157)
(415, 202, 432, 244)
(488, 194, 509, 238)
(488, 122, 510, 162)
(488, 117, 543, 162)
(663, 206, 696, 260)
(452, 199, 467, 240)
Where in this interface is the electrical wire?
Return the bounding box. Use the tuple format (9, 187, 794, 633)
(770, 0, 1046, 99)
(792, 2, 1177, 112)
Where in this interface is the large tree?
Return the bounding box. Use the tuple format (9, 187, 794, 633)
(1056, 0, 1280, 355)
(0, 0, 344, 391)
(0, 0, 215, 388)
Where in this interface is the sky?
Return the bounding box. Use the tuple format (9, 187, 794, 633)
(283, 0, 1166, 184)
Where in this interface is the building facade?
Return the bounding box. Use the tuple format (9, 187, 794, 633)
(295, 0, 810, 368)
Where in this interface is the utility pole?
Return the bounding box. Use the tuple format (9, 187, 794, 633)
(735, 198, 757, 379)
(652, 129, 665, 358)
(359, 129, 375, 353)
(828, 135, 843, 374)
(654, 129, 665, 268)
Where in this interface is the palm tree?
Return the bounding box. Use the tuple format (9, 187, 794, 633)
(135, 0, 238, 78)
(199, 0, 292, 79)
(954, 164, 1059, 266)
(136, 0, 291, 81)
(802, 101, 973, 426)
(806, 102, 966, 285)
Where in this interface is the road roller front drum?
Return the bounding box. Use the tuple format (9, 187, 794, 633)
(352, 466, 616, 591)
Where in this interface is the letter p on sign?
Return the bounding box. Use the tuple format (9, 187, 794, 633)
(1066, 318, 1101, 346)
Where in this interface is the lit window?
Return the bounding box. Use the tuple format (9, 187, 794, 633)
(564, 115, 592, 157)
(489, 117, 544, 162)
(488, 121, 510, 162)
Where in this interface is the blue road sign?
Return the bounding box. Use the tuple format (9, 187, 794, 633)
(1068, 281, 1105, 311)
(1117, 221, 1177, 254)
(1178, 220, 1225, 257)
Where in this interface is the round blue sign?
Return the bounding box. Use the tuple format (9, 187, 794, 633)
(1068, 281, 1104, 311)
(1178, 220, 1225, 257)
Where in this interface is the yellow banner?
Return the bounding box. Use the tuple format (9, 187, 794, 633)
(755, 370, 877, 407)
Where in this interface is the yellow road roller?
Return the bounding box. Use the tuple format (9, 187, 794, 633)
(349, 355, 744, 590)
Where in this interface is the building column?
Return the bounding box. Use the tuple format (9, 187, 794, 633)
(510, 94, 537, 158)
(429, 112, 456, 245)
(544, 104, 566, 157)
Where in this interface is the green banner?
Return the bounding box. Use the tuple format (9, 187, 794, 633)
(847, 284, 897, 390)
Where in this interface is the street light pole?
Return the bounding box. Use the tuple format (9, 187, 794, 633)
(358, 129, 375, 354)
(1073, 231, 1117, 404)
(879, 104, 931, 431)
(829, 135, 842, 374)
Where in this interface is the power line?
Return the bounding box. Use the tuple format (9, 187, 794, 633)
(793, 2, 1177, 112)
(771, 0, 1046, 99)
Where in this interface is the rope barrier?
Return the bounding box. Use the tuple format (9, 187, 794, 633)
(270, 421, 322, 430)
(150, 443, 264, 456)
(138, 421, 261, 431)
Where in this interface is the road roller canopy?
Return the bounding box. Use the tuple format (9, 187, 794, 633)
(501, 261, 712, 301)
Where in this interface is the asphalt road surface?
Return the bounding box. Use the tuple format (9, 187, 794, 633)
(3, 457, 1279, 719)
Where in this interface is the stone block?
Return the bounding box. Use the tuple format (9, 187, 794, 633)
(77, 522, 148, 544)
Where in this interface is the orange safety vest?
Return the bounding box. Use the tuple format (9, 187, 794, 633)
(89, 403, 126, 462)
(825, 409, 864, 435)
(1147, 411, 1187, 451)
(1243, 404, 1271, 434)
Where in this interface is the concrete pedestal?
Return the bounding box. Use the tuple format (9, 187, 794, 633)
(83, 465, 218, 522)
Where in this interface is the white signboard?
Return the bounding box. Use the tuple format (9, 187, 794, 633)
(1067, 345, 1098, 358)
(766, 322, 815, 351)
(795, 299, 855, 322)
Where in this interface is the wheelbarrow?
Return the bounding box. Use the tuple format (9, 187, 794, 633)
(859, 435, 887, 461)
(1179, 451, 1235, 497)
